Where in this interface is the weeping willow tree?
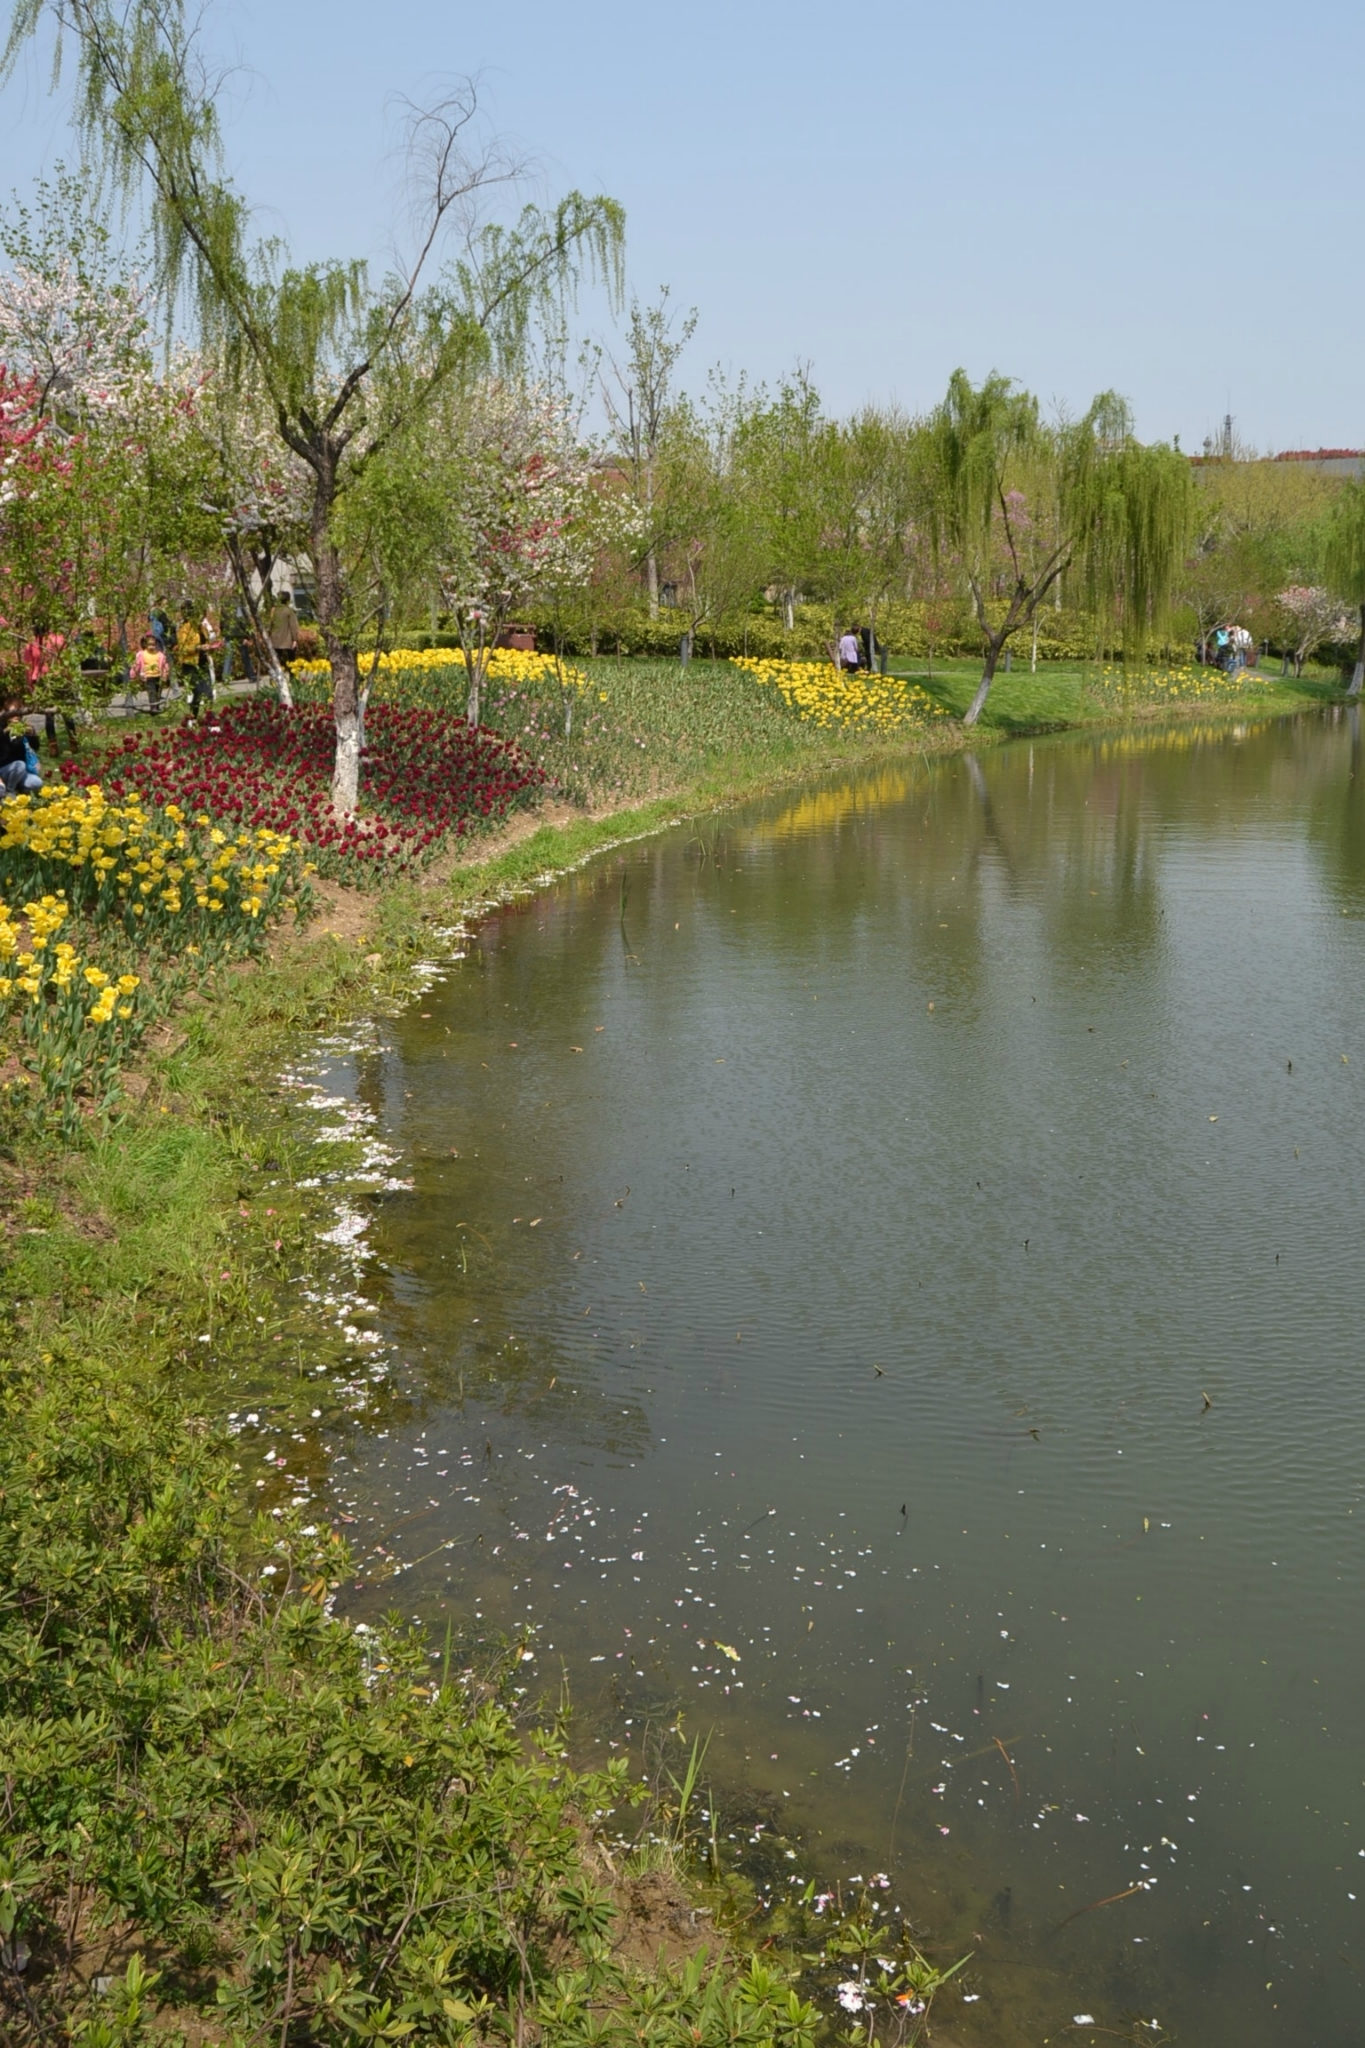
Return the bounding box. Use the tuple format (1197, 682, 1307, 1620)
(1323, 482, 1365, 695)
(1, 0, 623, 813)
(921, 371, 1195, 726)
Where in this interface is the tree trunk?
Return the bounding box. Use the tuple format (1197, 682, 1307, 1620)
(963, 639, 1003, 726)
(1352, 606, 1365, 697)
(644, 458, 659, 619)
(310, 474, 362, 817)
(227, 537, 294, 707)
(332, 708, 361, 813)
(1031, 614, 1039, 672)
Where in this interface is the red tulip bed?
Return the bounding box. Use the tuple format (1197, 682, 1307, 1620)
(63, 701, 547, 882)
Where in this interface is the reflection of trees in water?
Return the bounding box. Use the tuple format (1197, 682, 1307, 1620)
(1303, 703, 1365, 913)
(348, 713, 1364, 1470)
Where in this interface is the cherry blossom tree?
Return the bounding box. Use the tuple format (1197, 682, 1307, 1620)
(436, 381, 598, 727)
(0, 167, 149, 421)
(1272, 585, 1354, 676)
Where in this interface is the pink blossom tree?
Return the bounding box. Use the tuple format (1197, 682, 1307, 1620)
(1272, 585, 1354, 676)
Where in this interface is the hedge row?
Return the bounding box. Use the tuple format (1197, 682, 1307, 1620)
(397, 603, 1189, 665)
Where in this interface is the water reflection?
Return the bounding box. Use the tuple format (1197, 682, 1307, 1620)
(325, 711, 1365, 2046)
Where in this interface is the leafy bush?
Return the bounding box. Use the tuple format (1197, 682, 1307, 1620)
(507, 601, 1183, 665)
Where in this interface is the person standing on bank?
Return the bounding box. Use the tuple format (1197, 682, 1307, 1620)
(175, 606, 202, 705)
(269, 589, 300, 672)
(837, 627, 860, 674)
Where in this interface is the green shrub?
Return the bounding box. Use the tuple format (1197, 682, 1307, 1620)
(477, 601, 1186, 666)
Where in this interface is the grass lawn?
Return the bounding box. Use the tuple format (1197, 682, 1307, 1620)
(885, 654, 1334, 731)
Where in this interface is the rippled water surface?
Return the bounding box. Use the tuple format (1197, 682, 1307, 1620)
(320, 711, 1365, 2044)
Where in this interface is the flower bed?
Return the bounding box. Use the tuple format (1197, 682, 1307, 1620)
(0, 785, 311, 1125)
(1089, 659, 1274, 705)
(290, 645, 590, 696)
(75, 699, 548, 881)
(732, 657, 950, 730)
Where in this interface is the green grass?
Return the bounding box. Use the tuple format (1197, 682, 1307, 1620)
(886, 654, 1332, 732)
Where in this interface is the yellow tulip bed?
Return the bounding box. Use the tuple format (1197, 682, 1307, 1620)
(290, 646, 591, 696)
(733, 657, 950, 731)
(1091, 660, 1273, 706)
(0, 785, 311, 1126)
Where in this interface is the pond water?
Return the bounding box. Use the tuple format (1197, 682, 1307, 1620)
(324, 708, 1365, 2045)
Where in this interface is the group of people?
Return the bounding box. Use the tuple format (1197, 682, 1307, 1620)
(129, 590, 302, 715)
(0, 588, 308, 803)
(1203, 623, 1257, 674)
(835, 625, 883, 674)
(129, 603, 220, 718)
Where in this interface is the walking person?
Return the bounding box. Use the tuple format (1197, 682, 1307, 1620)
(175, 606, 202, 706)
(199, 609, 222, 695)
(837, 627, 860, 675)
(268, 588, 300, 673)
(222, 602, 257, 686)
(130, 633, 169, 715)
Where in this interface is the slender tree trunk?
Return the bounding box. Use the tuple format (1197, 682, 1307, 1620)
(1351, 605, 1365, 697)
(310, 474, 361, 817)
(963, 573, 1025, 726)
(227, 538, 294, 707)
(1031, 614, 1039, 672)
(456, 613, 490, 729)
(644, 452, 661, 619)
(963, 637, 1004, 726)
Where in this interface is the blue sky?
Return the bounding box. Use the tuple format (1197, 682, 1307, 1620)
(0, 0, 1355, 450)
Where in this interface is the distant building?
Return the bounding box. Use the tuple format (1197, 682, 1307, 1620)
(1271, 449, 1365, 478)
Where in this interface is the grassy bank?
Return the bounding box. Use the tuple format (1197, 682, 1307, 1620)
(0, 653, 1346, 2041)
(892, 653, 1332, 732)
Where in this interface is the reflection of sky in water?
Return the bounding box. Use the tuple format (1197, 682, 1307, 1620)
(308, 712, 1365, 2047)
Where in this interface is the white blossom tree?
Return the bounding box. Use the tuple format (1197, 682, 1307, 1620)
(436, 380, 598, 727)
